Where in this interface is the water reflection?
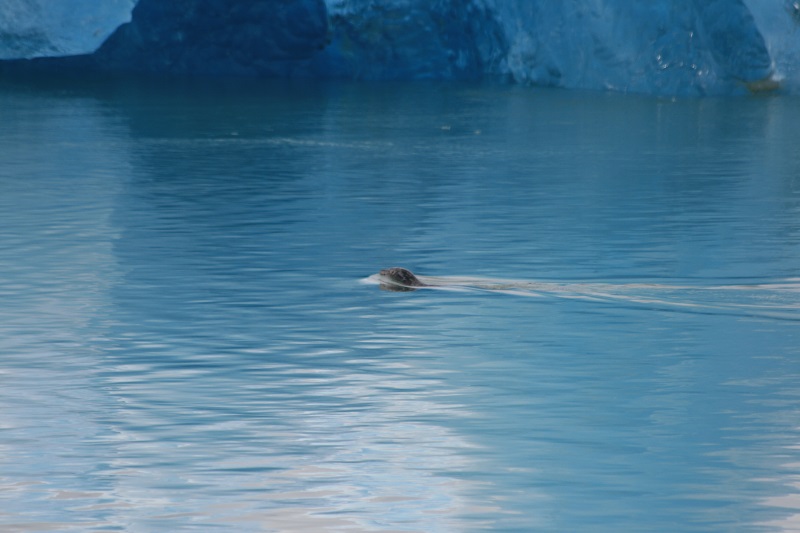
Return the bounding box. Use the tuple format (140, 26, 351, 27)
(1, 77, 800, 531)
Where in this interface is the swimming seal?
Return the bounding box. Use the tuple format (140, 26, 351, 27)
(378, 267, 426, 292)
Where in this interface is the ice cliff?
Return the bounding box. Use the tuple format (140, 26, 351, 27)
(0, 0, 136, 60)
(1, 0, 798, 95)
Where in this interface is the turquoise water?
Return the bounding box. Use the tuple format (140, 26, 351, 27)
(1, 76, 800, 532)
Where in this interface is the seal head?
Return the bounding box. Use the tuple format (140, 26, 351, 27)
(378, 267, 425, 292)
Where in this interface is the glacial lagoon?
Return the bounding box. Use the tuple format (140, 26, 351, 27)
(1, 76, 800, 531)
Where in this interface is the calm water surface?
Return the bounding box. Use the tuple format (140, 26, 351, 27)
(1, 76, 800, 532)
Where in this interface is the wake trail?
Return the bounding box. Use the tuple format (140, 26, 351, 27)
(366, 273, 800, 321)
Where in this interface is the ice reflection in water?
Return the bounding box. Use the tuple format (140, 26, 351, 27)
(0, 77, 799, 531)
(93, 349, 482, 531)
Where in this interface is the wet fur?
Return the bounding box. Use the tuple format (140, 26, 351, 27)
(378, 267, 426, 291)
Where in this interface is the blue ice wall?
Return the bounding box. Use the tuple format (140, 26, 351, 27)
(90, 0, 329, 76)
(0, 0, 135, 59)
(1, 0, 798, 95)
(746, 0, 800, 89)
(479, 0, 780, 94)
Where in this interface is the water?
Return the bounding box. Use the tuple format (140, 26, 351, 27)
(1, 75, 800, 532)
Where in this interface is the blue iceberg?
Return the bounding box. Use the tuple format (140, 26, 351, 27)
(0, 0, 135, 59)
(1, 0, 798, 95)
